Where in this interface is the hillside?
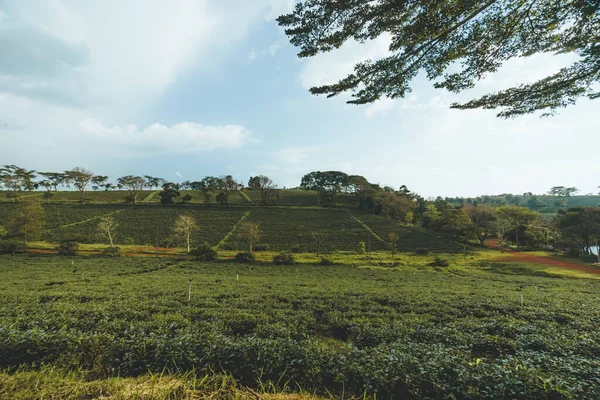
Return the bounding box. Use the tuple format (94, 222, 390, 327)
(0, 202, 461, 253)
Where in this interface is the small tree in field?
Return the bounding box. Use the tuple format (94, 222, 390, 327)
(237, 220, 260, 253)
(311, 231, 325, 257)
(173, 214, 199, 253)
(97, 216, 118, 247)
(8, 200, 45, 243)
(388, 232, 399, 258)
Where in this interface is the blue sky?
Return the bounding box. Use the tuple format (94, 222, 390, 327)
(0, 0, 598, 198)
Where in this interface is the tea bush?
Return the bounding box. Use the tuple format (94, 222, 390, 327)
(272, 251, 295, 265)
(235, 252, 255, 263)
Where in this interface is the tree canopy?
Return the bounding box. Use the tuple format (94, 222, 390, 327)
(278, 0, 600, 117)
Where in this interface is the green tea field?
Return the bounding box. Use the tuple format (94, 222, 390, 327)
(1, 255, 599, 399)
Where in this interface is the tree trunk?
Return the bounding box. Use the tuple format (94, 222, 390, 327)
(249, 241, 253, 253)
(515, 228, 519, 250)
(108, 231, 114, 247)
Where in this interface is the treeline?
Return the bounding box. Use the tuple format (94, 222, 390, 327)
(0, 165, 279, 206)
(444, 186, 600, 211)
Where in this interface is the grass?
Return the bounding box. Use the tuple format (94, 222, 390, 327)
(0, 367, 326, 400)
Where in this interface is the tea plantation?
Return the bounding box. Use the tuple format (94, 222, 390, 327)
(0, 256, 599, 399)
(0, 203, 460, 253)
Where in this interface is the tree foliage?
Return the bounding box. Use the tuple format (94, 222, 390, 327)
(248, 175, 278, 206)
(159, 183, 180, 205)
(64, 167, 94, 202)
(7, 200, 45, 242)
(278, 0, 600, 117)
(97, 216, 118, 247)
(173, 214, 199, 253)
(117, 175, 147, 204)
(237, 220, 261, 253)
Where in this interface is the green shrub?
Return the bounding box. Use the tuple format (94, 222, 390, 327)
(57, 241, 79, 256)
(415, 247, 429, 255)
(254, 243, 269, 252)
(192, 243, 218, 261)
(273, 251, 295, 265)
(430, 257, 450, 267)
(0, 240, 27, 255)
(320, 257, 334, 265)
(123, 237, 135, 245)
(291, 244, 305, 253)
(235, 252, 255, 263)
(102, 246, 122, 257)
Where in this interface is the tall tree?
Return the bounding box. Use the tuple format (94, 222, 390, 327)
(497, 205, 540, 249)
(237, 220, 261, 253)
(144, 176, 165, 190)
(97, 216, 118, 247)
(248, 175, 278, 206)
(7, 200, 45, 243)
(38, 172, 67, 192)
(300, 171, 349, 205)
(0, 165, 37, 198)
(278, 0, 600, 117)
(173, 214, 199, 253)
(91, 175, 109, 191)
(199, 176, 219, 205)
(117, 175, 147, 204)
(218, 175, 240, 205)
(64, 167, 94, 203)
(159, 182, 180, 205)
(464, 204, 497, 245)
(556, 207, 600, 255)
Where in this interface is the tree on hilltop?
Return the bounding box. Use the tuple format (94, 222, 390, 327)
(117, 175, 147, 204)
(64, 167, 94, 203)
(248, 175, 278, 206)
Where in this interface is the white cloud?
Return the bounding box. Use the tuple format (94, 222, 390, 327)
(273, 146, 321, 164)
(175, 171, 183, 180)
(79, 119, 253, 155)
(249, 49, 258, 61)
(364, 97, 395, 117)
(265, 42, 281, 56)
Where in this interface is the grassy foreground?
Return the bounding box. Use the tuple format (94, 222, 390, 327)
(1, 254, 599, 399)
(0, 367, 324, 400)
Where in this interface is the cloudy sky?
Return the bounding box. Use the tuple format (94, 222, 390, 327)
(0, 0, 598, 198)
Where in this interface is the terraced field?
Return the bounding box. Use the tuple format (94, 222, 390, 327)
(42, 205, 247, 247)
(0, 202, 461, 253)
(351, 212, 463, 253)
(225, 207, 386, 252)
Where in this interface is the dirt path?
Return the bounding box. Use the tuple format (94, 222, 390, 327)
(485, 238, 600, 275)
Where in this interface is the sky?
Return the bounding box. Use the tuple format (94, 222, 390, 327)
(0, 0, 598, 198)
